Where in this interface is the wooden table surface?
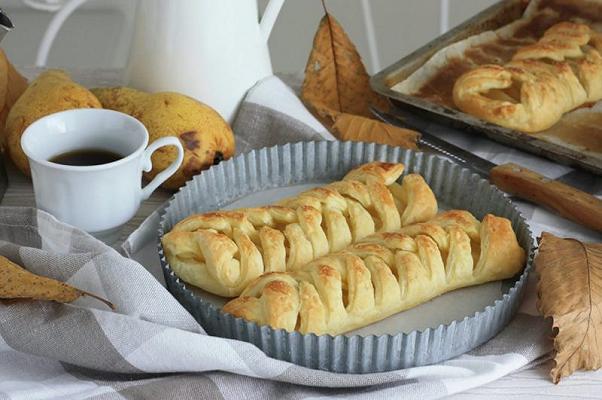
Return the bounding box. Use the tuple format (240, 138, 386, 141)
(6, 67, 601, 399)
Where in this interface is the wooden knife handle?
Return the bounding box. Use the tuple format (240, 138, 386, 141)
(490, 163, 602, 232)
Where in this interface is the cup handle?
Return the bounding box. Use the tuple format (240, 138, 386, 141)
(140, 137, 184, 200)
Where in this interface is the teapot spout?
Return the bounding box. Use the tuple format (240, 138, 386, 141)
(0, 9, 13, 43)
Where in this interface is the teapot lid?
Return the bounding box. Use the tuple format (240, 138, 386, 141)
(0, 9, 13, 44)
(0, 9, 13, 32)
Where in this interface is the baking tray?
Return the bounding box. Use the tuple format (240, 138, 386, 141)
(371, 0, 602, 175)
(158, 141, 534, 373)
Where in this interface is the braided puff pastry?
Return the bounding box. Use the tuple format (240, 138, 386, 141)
(222, 210, 525, 335)
(453, 22, 602, 132)
(162, 162, 438, 297)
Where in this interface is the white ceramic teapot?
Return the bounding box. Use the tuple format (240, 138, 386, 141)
(126, 0, 285, 122)
(35, 0, 286, 122)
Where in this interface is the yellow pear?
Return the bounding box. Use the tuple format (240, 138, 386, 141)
(93, 87, 235, 190)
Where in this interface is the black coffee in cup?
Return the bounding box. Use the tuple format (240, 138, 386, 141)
(49, 148, 123, 166)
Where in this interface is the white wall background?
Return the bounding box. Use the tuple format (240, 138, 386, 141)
(1, 0, 497, 74)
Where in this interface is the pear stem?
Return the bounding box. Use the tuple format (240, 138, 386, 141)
(81, 290, 116, 310)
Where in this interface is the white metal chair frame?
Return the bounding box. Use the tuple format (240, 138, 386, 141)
(25, 0, 452, 72)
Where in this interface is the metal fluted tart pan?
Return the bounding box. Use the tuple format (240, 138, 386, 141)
(158, 141, 534, 373)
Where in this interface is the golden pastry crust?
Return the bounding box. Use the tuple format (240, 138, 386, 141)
(453, 22, 602, 132)
(161, 162, 438, 297)
(223, 210, 526, 335)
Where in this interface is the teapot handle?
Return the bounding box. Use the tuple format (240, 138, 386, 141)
(259, 0, 286, 43)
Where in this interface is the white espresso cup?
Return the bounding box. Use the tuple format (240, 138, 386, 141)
(21, 109, 184, 240)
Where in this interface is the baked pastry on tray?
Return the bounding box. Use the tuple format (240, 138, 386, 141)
(162, 162, 438, 297)
(453, 22, 602, 132)
(223, 210, 526, 335)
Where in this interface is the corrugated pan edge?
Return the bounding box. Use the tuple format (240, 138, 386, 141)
(158, 141, 534, 373)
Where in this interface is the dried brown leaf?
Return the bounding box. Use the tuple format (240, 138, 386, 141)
(331, 113, 419, 149)
(0, 255, 114, 309)
(301, 9, 389, 128)
(535, 232, 602, 383)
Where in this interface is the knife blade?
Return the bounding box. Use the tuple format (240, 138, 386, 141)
(371, 107, 602, 233)
(373, 108, 495, 178)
